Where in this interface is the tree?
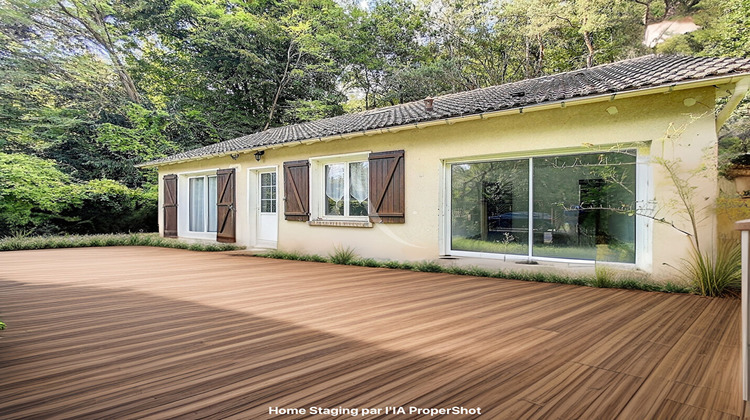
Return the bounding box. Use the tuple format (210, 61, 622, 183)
(423, 0, 532, 85)
(125, 0, 347, 137)
(341, 0, 431, 108)
(0, 0, 140, 102)
(511, 0, 643, 68)
(0, 153, 79, 234)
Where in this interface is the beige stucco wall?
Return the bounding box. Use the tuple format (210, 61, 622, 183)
(157, 85, 722, 281)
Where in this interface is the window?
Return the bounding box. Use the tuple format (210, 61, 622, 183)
(189, 175, 217, 232)
(286, 150, 403, 224)
(323, 160, 369, 218)
(260, 172, 277, 213)
(450, 150, 637, 263)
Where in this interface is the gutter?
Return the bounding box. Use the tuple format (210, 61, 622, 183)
(138, 72, 750, 169)
(716, 76, 750, 134)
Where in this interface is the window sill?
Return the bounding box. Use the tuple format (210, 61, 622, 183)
(308, 219, 373, 228)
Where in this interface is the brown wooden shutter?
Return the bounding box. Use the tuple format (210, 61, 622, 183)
(369, 150, 405, 223)
(216, 168, 236, 243)
(284, 160, 310, 221)
(163, 174, 178, 237)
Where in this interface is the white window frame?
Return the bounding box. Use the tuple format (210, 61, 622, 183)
(441, 146, 650, 269)
(187, 174, 218, 234)
(310, 152, 371, 222)
(259, 171, 278, 215)
(176, 169, 221, 241)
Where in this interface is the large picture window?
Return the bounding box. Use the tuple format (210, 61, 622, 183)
(189, 175, 217, 232)
(450, 150, 637, 263)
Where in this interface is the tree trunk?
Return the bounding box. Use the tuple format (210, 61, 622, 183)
(583, 31, 595, 68)
(632, 0, 652, 25)
(537, 34, 545, 76)
(57, 2, 140, 103)
(632, 0, 653, 45)
(115, 69, 140, 103)
(264, 42, 297, 131)
(524, 37, 532, 79)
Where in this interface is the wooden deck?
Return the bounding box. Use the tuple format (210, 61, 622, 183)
(0, 247, 744, 419)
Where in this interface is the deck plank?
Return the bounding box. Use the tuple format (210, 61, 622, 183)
(0, 247, 743, 419)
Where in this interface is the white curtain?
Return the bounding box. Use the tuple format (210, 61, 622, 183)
(189, 177, 205, 232)
(325, 164, 345, 203)
(349, 161, 369, 203)
(207, 176, 217, 233)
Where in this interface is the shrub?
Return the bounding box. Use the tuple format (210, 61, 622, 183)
(60, 180, 157, 234)
(255, 250, 688, 295)
(329, 245, 357, 265)
(0, 153, 79, 236)
(302, 254, 328, 263)
(412, 261, 444, 273)
(258, 250, 309, 260)
(444, 266, 470, 276)
(0, 154, 158, 236)
(663, 281, 691, 294)
(683, 241, 742, 297)
(0, 233, 241, 252)
(464, 267, 491, 277)
(593, 265, 615, 288)
(382, 260, 404, 269)
(353, 258, 380, 267)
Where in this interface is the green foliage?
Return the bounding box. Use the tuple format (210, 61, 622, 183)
(412, 261, 444, 273)
(381, 260, 410, 269)
(352, 258, 381, 267)
(0, 320, 5, 330)
(258, 249, 683, 294)
(593, 265, 615, 288)
(443, 265, 471, 276)
(663, 281, 691, 294)
(259, 249, 328, 262)
(329, 245, 358, 265)
(661, 0, 750, 59)
(0, 153, 157, 235)
(613, 278, 660, 292)
(707, 0, 750, 58)
(60, 180, 158, 235)
(682, 241, 742, 297)
(258, 250, 308, 261)
(0, 153, 79, 233)
(0, 233, 242, 252)
(127, 0, 347, 136)
(96, 104, 178, 161)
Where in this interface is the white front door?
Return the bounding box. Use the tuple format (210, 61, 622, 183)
(257, 171, 278, 245)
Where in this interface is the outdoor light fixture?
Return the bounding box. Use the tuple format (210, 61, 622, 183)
(254, 150, 265, 162)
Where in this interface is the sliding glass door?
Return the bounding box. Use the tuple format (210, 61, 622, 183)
(450, 150, 637, 263)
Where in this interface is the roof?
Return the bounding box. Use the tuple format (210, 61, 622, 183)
(141, 54, 750, 167)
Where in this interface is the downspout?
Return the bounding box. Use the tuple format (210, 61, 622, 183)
(717, 77, 750, 134)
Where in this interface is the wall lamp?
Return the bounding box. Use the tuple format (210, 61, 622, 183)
(254, 150, 265, 162)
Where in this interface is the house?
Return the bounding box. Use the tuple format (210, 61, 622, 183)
(644, 17, 700, 48)
(139, 55, 750, 280)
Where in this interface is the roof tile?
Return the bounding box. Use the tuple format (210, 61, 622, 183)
(143, 55, 750, 167)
